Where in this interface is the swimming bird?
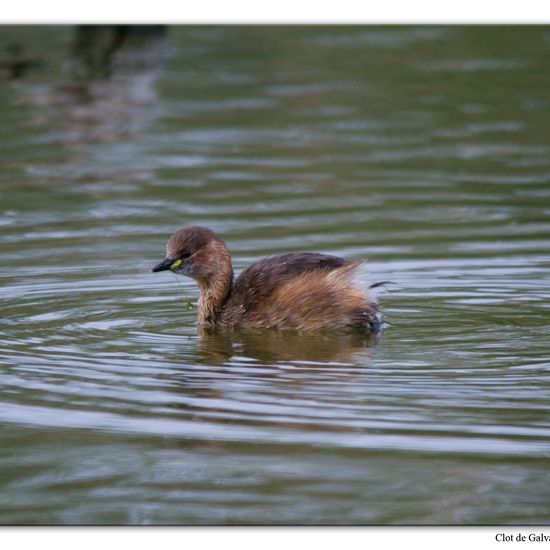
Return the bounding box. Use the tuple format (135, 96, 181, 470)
(152, 226, 383, 332)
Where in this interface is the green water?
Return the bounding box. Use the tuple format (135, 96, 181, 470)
(1, 25, 550, 525)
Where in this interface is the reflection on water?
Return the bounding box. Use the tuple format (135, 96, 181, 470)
(196, 328, 377, 365)
(16, 74, 160, 146)
(1, 25, 550, 525)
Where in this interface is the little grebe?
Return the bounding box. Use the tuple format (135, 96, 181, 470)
(152, 226, 383, 332)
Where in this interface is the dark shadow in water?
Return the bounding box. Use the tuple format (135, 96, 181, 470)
(0, 43, 43, 79)
(12, 25, 167, 148)
(72, 25, 166, 80)
(195, 327, 378, 367)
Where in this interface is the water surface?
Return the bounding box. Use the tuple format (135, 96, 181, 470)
(1, 25, 550, 525)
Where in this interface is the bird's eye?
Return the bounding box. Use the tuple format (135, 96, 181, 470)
(180, 252, 191, 259)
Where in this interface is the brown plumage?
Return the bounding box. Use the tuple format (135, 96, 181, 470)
(152, 226, 383, 332)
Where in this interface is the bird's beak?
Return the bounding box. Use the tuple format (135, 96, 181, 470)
(151, 257, 176, 272)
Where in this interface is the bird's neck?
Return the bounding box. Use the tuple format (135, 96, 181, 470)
(197, 268, 233, 326)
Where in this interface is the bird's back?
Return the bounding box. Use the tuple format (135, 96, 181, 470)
(219, 252, 381, 331)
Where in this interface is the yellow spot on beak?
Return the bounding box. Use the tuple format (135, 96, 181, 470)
(170, 259, 183, 270)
